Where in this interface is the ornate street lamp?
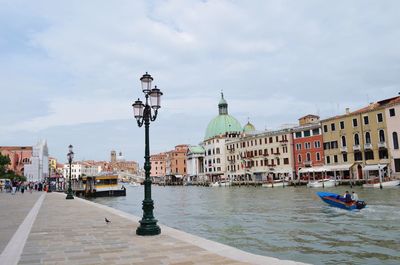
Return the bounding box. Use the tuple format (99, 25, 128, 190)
(66, 144, 74, 200)
(47, 162, 52, 193)
(132, 72, 163, 236)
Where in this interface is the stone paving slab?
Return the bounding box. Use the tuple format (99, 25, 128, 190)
(0, 192, 42, 253)
(2, 192, 307, 264)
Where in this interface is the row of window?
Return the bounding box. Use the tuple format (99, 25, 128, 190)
(205, 167, 222, 173)
(324, 131, 399, 149)
(298, 152, 321, 163)
(325, 149, 389, 164)
(323, 112, 392, 133)
(294, 128, 321, 139)
(296, 141, 321, 150)
(227, 135, 289, 150)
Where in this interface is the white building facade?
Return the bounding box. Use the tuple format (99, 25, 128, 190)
(24, 140, 49, 183)
(385, 101, 400, 176)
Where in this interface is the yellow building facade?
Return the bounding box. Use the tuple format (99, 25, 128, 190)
(321, 103, 390, 180)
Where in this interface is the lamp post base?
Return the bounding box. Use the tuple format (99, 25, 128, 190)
(136, 220, 161, 236)
(66, 193, 74, 200)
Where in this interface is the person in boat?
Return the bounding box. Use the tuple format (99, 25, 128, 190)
(351, 191, 359, 201)
(344, 191, 352, 203)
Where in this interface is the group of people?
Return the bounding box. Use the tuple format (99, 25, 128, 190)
(1, 181, 46, 194)
(343, 190, 358, 203)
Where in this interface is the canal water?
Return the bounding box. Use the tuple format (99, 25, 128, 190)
(91, 185, 400, 265)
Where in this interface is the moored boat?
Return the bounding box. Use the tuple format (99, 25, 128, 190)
(262, 179, 287, 188)
(363, 179, 400, 188)
(316, 191, 366, 210)
(210, 180, 232, 187)
(307, 179, 337, 188)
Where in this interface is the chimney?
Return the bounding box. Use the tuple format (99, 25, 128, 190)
(345, 108, 350, 114)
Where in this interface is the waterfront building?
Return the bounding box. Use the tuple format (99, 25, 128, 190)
(320, 98, 395, 181)
(383, 96, 400, 177)
(165, 145, 189, 184)
(150, 152, 166, 177)
(63, 163, 82, 180)
(186, 145, 206, 183)
(292, 115, 324, 176)
(24, 140, 49, 183)
(0, 146, 32, 176)
(108, 151, 139, 175)
(202, 93, 242, 182)
(226, 127, 294, 182)
(49, 157, 57, 171)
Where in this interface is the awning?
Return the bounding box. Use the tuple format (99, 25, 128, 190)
(299, 166, 326, 173)
(324, 164, 353, 171)
(273, 168, 292, 174)
(363, 164, 387, 171)
(174, 175, 183, 179)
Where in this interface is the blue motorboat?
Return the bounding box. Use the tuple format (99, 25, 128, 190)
(316, 192, 366, 210)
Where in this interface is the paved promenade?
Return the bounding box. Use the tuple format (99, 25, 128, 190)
(0, 192, 307, 265)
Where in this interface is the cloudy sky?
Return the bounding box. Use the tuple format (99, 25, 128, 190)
(1, 0, 399, 165)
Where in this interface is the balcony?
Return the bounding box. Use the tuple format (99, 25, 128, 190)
(353, 145, 361, 151)
(304, 160, 312, 167)
(274, 152, 281, 156)
(340, 146, 348, 153)
(364, 143, 373, 150)
(263, 153, 269, 156)
(378, 141, 387, 149)
(229, 160, 235, 164)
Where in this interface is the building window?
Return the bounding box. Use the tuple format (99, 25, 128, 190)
(377, 113, 383, 122)
(306, 153, 311, 161)
(379, 130, 385, 143)
(284, 158, 289, 165)
(342, 153, 347, 162)
(365, 150, 374, 160)
(341, 136, 347, 147)
(353, 118, 358, 127)
(354, 134, 360, 145)
(393, 132, 399, 149)
(269, 137, 273, 143)
(323, 142, 331, 150)
(365, 132, 371, 144)
(304, 130, 311, 137)
(331, 123, 336, 131)
(354, 152, 362, 161)
(330, 141, 338, 149)
(314, 141, 321, 148)
(312, 128, 320, 135)
(316, 152, 321, 161)
(394, 159, 400, 172)
(298, 154, 302, 163)
(326, 156, 331, 164)
(216, 148, 220, 154)
(334, 155, 338, 163)
(305, 142, 311, 149)
(323, 125, 328, 133)
(389, 108, 396, 117)
(340, 121, 345, 129)
(379, 149, 388, 159)
(296, 143, 302, 150)
(363, 116, 369, 125)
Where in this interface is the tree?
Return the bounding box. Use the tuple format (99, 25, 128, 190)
(0, 153, 11, 176)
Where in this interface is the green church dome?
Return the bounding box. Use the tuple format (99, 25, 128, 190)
(204, 93, 242, 140)
(243, 121, 256, 133)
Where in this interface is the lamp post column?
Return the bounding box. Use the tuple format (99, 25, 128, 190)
(136, 104, 160, 236)
(66, 145, 74, 200)
(47, 163, 52, 193)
